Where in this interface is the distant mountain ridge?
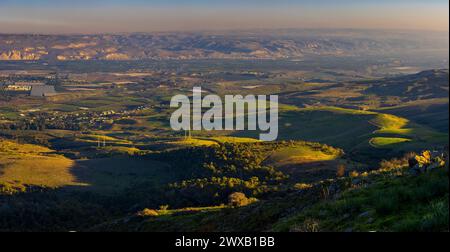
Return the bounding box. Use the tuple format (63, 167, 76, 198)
(0, 30, 447, 60)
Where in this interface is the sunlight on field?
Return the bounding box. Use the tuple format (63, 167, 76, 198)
(0, 140, 52, 154)
(138, 205, 226, 217)
(167, 138, 218, 147)
(370, 114, 409, 130)
(0, 140, 87, 189)
(167, 136, 260, 147)
(271, 106, 447, 151)
(303, 106, 376, 115)
(369, 137, 412, 148)
(209, 136, 260, 143)
(0, 139, 172, 195)
(78, 134, 132, 144)
(266, 145, 342, 167)
(375, 128, 415, 135)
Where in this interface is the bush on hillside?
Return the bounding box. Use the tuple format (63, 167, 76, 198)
(228, 192, 257, 207)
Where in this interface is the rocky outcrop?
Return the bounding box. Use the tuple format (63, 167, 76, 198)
(0, 50, 43, 60)
(103, 53, 130, 60)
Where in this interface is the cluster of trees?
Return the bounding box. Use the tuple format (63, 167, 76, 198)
(0, 84, 12, 101)
(148, 142, 290, 206)
(144, 141, 345, 206)
(154, 142, 288, 180)
(1, 110, 116, 132)
(0, 116, 46, 131)
(0, 140, 345, 230)
(168, 176, 267, 206)
(0, 186, 112, 231)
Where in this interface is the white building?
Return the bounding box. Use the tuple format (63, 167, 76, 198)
(30, 85, 57, 97)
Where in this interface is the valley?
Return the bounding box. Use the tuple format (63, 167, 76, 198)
(0, 39, 448, 231)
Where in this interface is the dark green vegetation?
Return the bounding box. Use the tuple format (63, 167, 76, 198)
(0, 139, 347, 231)
(0, 57, 448, 232)
(93, 153, 449, 232)
(276, 168, 449, 232)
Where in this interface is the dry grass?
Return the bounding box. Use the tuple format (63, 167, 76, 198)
(0, 139, 85, 189)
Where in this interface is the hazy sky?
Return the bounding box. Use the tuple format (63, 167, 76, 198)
(0, 0, 448, 33)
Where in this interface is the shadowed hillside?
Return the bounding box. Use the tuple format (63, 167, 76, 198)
(92, 150, 449, 232)
(364, 69, 449, 101)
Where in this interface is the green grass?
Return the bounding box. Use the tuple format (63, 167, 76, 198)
(265, 144, 341, 167)
(237, 106, 448, 155)
(0, 107, 21, 120)
(208, 136, 260, 144)
(101, 146, 141, 155)
(97, 205, 230, 232)
(272, 168, 449, 232)
(303, 106, 376, 115)
(167, 138, 218, 147)
(62, 95, 148, 112)
(40, 103, 81, 112)
(236, 107, 376, 150)
(76, 133, 132, 145)
(138, 205, 227, 217)
(376, 98, 449, 133)
(0, 138, 173, 196)
(370, 113, 408, 128)
(165, 136, 260, 148)
(92, 162, 449, 232)
(369, 137, 412, 148)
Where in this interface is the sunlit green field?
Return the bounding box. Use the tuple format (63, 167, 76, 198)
(0, 140, 82, 191)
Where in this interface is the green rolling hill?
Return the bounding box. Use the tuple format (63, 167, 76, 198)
(236, 106, 448, 163)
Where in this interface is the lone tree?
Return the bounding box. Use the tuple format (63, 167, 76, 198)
(228, 192, 253, 207)
(336, 164, 346, 178)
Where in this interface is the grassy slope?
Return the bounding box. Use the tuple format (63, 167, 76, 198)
(95, 164, 449, 232)
(376, 98, 449, 133)
(265, 145, 339, 167)
(0, 139, 83, 192)
(263, 143, 348, 183)
(0, 138, 172, 196)
(273, 168, 449, 232)
(369, 137, 411, 147)
(238, 106, 447, 154)
(166, 136, 260, 148)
